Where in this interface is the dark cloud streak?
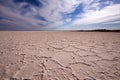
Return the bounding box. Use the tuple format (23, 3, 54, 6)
(14, 0, 43, 7)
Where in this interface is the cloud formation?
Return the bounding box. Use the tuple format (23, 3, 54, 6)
(73, 4, 120, 25)
(0, 0, 120, 30)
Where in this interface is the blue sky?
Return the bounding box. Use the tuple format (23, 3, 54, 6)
(0, 0, 120, 30)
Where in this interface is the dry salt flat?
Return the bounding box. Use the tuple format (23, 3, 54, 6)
(0, 31, 120, 80)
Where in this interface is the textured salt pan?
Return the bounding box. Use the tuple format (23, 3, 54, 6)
(0, 31, 120, 80)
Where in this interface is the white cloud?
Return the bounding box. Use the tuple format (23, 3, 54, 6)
(38, 0, 94, 21)
(73, 4, 120, 25)
(0, 4, 47, 27)
(102, 21, 120, 24)
(42, 21, 64, 30)
(7, 0, 94, 27)
(0, 0, 120, 30)
(65, 18, 72, 22)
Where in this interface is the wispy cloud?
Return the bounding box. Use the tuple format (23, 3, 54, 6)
(73, 4, 120, 25)
(0, 0, 120, 30)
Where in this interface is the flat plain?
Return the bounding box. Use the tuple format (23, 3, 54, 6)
(0, 31, 120, 80)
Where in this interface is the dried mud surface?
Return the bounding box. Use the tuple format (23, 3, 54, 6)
(0, 31, 120, 80)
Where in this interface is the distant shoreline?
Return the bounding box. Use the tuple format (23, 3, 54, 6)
(0, 29, 120, 32)
(69, 29, 120, 32)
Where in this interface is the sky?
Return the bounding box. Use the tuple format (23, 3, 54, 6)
(0, 0, 120, 30)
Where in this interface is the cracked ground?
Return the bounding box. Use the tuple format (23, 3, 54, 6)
(0, 31, 120, 80)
